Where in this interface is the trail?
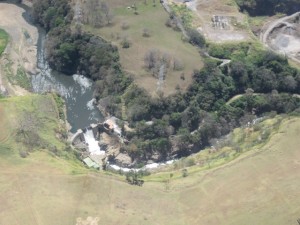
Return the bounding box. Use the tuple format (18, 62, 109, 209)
(160, 0, 231, 66)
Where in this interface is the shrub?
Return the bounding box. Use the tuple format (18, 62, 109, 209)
(187, 29, 205, 48)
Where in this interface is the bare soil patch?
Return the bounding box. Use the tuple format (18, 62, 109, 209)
(0, 3, 39, 96)
(264, 12, 300, 65)
(172, 0, 251, 43)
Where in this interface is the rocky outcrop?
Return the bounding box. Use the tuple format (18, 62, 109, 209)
(114, 153, 132, 167)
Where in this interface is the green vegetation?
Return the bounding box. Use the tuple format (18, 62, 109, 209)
(118, 43, 300, 163)
(0, 94, 71, 159)
(4, 62, 32, 91)
(0, 28, 8, 55)
(52, 93, 66, 120)
(1, 116, 300, 225)
(31, 0, 300, 165)
(149, 115, 284, 180)
(15, 66, 32, 90)
(87, 1, 202, 96)
(169, 3, 194, 29)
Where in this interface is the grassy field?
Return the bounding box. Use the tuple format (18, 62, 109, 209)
(83, 0, 202, 96)
(0, 94, 68, 158)
(1, 111, 300, 224)
(0, 28, 8, 55)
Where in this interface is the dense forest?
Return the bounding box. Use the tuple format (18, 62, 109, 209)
(32, 0, 131, 97)
(31, 0, 300, 164)
(119, 43, 300, 161)
(235, 0, 300, 16)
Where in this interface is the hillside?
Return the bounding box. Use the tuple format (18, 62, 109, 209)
(76, 0, 203, 96)
(0, 94, 70, 158)
(1, 116, 300, 225)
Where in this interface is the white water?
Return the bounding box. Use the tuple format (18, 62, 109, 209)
(107, 160, 176, 172)
(86, 98, 96, 110)
(83, 129, 105, 155)
(73, 74, 93, 93)
(32, 31, 103, 132)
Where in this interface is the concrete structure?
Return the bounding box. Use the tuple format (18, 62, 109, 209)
(83, 157, 100, 169)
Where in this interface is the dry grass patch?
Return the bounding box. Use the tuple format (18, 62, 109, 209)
(83, 1, 202, 96)
(1, 117, 300, 224)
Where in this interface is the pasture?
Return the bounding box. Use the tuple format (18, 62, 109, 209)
(1, 112, 300, 224)
(82, 0, 202, 96)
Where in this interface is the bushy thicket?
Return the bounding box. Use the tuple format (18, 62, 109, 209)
(120, 43, 300, 162)
(32, 0, 131, 97)
(32, 0, 300, 164)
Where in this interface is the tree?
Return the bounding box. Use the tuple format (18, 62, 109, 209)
(142, 28, 151, 37)
(278, 74, 297, 92)
(187, 29, 205, 48)
(252, 67, 277, 92)
(144, 49, 159, 70)
(101, 2, 113, 24)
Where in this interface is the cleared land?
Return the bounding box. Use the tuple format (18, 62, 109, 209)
(172, 0, 252, 42)
(0, 3, 39, 95)
(1, 113, 300, 224)
(261, 12, 300, 66)
(80, 0, 202, 96)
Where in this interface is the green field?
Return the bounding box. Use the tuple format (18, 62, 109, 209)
(84, 0, 202, 96)
(0, 94, 69, 158)
(0, 28, 8, 55)
(1, 98, 300, 225)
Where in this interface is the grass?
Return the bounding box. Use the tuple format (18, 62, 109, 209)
(0, 115, 300, 224)
(0, 28, 9, 55)
(144, 115, 283, 182)
(0, 94, 68, 158)
(3, 61, 32, 91)
(84, 1, 202, 96)
(14, 66, 32, 90)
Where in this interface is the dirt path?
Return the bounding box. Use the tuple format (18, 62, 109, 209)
(0, 3, 39, 96)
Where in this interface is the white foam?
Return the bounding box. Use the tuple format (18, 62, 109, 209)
(83, 129, 105, 155)
(86, 98, 96, 110)
(145, 163, 159, 169)
(73, 74, 92, 92)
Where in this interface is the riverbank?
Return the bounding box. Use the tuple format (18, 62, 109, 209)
(0, 2, 39, 96)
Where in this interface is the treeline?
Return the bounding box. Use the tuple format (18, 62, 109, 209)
(119, 43, 300, 162)
(31, 0, 300, 165)
(32, 0, 131, 97)
(235, 0, 300, 16)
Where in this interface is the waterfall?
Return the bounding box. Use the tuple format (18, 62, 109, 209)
(83, 129, 105, 155)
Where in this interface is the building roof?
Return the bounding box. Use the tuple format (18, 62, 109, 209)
(83, 157, 100, 169)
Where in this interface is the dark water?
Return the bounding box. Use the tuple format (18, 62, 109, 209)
(31, 30, 103, 133)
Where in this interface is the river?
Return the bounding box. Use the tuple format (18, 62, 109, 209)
(31, 30, 104, 133)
